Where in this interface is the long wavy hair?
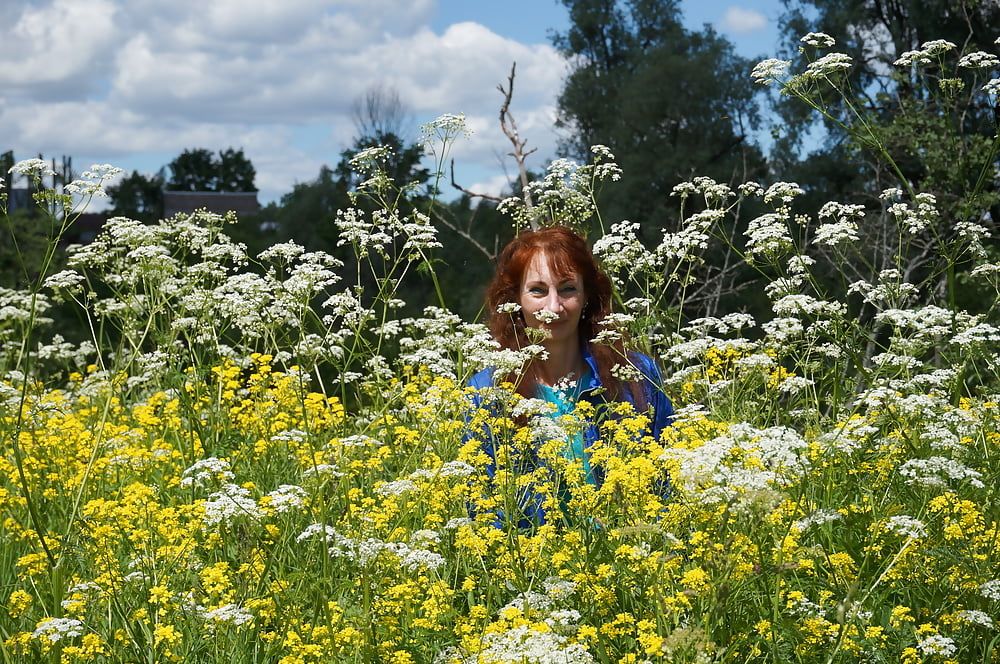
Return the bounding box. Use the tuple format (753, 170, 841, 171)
(485, 226, 644, 406)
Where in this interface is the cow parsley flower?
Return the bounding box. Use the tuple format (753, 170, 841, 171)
(813, 220, 859, 247)
(458, 625, 596, 664)
(33, 617, 85, 643)
(794, 509, 842, 531)
(497, 302, 522, 314)
(955, 610, 993, 628)
(421, 112, 471, 144)
(803, 53, 853, 78)
(204, 603, 254, 628)
(181, 457, 235, 488)
(884, 515, 927, 539)
(745, 213, 793, 258)
(202, 484, 261, 527)
(752, 58, 791, 85)
(921, 39, 957, 55)
(377, 479, 419, 497)
(898, 457, 985, 489)
(763, 182, 804, 205)
(893, 50, 932, 67)
(10, 158, 57, 178)
(984, 78, 1000, 95)
(958, 51, 1000, 68)
(263, 485, 308, 513)
(533, 309, 560, 324)
(980, 579, 1000, 601)
(800, 32, 836, 48)
(916, 635, 956, 657)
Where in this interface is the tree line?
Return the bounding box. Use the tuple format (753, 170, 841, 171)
(4, 0, 998, 325)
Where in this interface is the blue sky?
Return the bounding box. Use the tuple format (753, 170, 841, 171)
(1, 0, 787, 206)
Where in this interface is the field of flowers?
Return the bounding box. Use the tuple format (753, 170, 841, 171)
(2, 36, 1000, 663)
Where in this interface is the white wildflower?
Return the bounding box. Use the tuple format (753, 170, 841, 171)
(894, 49, 932, 67)
(921, 39, 957, 55)
(376, 479, 419, 497)
(181, 457, 235, 488)
(204, 603, 254, 628)
(916, 635, 956, 657)
(980, 579, 1000, 601)
(497, 302, 522, 314)
(43, 270, 86, 292)
(533, 309, 560, 324)
(955, 610, 993, 628)
(813, 220, 859, 246)
(202, 484, 261, 527)
(10, 158, 56, 178)
(794, 509, 842, 531)
(33, 617, 85, 643)
(763, 182, 804, 205)
(958, 51, 1000, 68)
(745, 213, 793, 257)
(803, 53, 853, 78)
(302, 464, 343, 479)
(263, 485, 308, 513)
(898, 456, 985, 489)
(752, 58, 791, 85)
(884, 515, 927, 539)
(800, 32, 836, 48)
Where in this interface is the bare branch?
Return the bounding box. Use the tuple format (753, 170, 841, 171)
(431, 203, 496, 261)
(449, 61, 540, 229)
(497, 62, 537, 220)
(449, 159, 503, 203)
(351, 84, 408, 139)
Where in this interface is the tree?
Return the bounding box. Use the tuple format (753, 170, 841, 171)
(167, 148, 256, 192)
(770, 0, 1000, 312)
(352, 84, 409, 140)
(334, 131, 431, 200)
(552, 0, 766, 227)
(217, 148, 257, 192)
(774, 1, 1000, 219)
(106, 170, 165, 222)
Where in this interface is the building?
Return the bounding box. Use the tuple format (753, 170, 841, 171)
(163, 190, 260, 218)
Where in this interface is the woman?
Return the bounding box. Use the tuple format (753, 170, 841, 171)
(467, 225, 673, 527)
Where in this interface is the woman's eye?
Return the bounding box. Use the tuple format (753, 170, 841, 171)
(529, 287, 545, 294)
(560, 286, 577, 294)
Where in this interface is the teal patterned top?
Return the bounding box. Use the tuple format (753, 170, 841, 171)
(535, 366, 597, 486)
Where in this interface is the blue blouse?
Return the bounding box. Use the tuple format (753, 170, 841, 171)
(465, 345, 674, 527)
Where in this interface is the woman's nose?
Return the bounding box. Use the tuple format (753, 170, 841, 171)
(547, 292, 564, 311)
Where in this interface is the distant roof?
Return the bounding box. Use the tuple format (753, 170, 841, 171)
(163, 190, 260, 218)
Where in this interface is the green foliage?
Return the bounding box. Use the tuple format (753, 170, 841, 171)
(167, 147, 256, 192)
(774, 0, 1000, 214)
(106, 169, 165, 223)
(0, 208, 52, 289)
(552, 0, 767, 226)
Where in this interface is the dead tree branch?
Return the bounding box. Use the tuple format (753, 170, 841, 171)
(449, 60, 540, 232)
(497, 62, 537, 218)
(449, 159, 503, 203)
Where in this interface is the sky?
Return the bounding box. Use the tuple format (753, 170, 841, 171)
(0, 0, 784, 207)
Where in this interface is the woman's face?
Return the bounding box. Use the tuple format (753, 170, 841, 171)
(518, 252, 586, 345)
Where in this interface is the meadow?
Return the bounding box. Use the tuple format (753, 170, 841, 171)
(2, 36, 1000, 663)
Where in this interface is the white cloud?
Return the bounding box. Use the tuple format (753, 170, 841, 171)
(0, 0, 118, 95)
(719, 6, 767, 35)
(1, 0, 567, 204)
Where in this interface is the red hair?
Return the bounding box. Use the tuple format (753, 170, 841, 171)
(485, 226, 643, 405)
